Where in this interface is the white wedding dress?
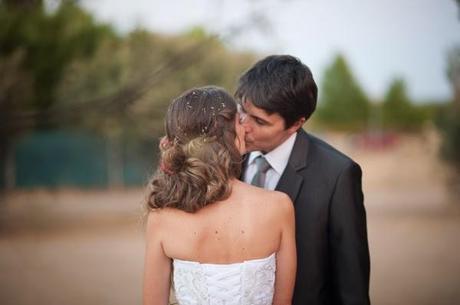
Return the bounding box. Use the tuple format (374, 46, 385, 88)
(172, 253, 276, 305)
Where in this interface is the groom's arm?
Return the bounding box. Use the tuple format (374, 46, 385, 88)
(329, 161, 371, 305)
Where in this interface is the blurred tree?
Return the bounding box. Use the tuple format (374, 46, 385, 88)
(0, 1, 256, 189)
(56, 26, 254, 138)
(437, 46, 460, 196)
(54, 26, 255, 186)
(316, 54, 371, 131)
(0, 0, 114, 189)
(381, 78, 426, 131)
(0, 50, 35, 188)
(446, 47, 460, 107)
(1, 0, 40, 9)
(434, 1, 460, 196)
(0, 0, 115, 130)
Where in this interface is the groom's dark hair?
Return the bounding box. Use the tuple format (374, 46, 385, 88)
(235, 54, 318, 129)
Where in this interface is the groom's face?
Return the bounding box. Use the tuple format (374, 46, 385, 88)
(239, 99, 302, 154)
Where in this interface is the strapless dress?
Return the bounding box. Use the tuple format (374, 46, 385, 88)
(172, 253, 276, 305)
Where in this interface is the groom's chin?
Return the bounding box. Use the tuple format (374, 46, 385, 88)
(244, 144, 257, 153)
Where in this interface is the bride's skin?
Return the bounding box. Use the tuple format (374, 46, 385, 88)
(143, 116, 296, 305)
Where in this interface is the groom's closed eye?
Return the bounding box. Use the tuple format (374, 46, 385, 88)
(248, 113, 270, 126)
(254, 117, 268, 126)
(238, 103, 270, 126)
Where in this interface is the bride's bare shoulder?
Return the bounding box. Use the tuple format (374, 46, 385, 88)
(145, 207, 183, 232)
(234, 181, 293, 211)
(265, 190, 293, 215)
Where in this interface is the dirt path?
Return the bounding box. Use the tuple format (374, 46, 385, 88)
(0, 226, 144, 305)
(1, 132, 459, 305)
(1, 201, 459, 305)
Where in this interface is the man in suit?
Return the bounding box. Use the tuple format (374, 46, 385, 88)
(236, 55, 370, 305)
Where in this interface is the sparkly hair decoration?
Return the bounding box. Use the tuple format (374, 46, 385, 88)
(160, 161, 174, 175)
(159, 136, 171, 150)
(174, 88, 229, 139)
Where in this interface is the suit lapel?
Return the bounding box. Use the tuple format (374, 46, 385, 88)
(276, 165, 303, 204)
(275, 130, 311, 205)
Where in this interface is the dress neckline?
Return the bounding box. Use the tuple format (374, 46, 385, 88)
(173, 252, 276, 267)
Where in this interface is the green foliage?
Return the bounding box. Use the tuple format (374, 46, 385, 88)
(431, 0, 460, 197)
(438, 46, 460, 182)
(56, 26, 255, 139)
(447, 47, 460, 86)
(0, 50, 34, 121)
(0, 1, 256, 188)
(0, 1, 255, 138)
(0, 1, 115, 120)
(185, 26, 209, 40)
(437, 103, 460, 171)
(381, 78, 426, 131)
(316, 54, 371, 130)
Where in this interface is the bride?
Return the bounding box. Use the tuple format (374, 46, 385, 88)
(143, 86, 296, 305)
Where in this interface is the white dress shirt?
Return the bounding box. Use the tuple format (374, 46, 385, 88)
(243, 132, 298, 190)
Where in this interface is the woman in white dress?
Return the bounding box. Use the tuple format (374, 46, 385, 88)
(143, 86, 296, 305)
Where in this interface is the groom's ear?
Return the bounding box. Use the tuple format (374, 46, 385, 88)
(287, 117, 306, 134)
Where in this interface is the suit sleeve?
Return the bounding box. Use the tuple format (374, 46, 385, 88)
(329, 161, 371, 305)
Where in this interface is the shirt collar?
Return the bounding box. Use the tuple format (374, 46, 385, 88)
(247, 132, 298, 175)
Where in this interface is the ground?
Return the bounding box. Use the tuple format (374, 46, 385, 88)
(1, 130, 459, 305)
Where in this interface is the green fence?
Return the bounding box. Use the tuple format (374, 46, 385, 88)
(2, 131, 157, 188)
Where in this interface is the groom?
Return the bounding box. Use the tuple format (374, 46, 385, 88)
(236, 55, 370, 305)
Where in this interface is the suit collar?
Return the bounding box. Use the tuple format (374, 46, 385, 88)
(245, 132, 297, 176)
(242, 129, 311, 172)
(275, 129, 310, 204)
(287, 129, 310, 171)
(240, 129, 311, 204)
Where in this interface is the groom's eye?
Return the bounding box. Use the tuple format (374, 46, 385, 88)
(255, 118, 266, 126)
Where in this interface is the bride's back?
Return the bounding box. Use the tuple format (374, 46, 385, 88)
(151, 180, 289, 264)
(143, 87, 296, 304)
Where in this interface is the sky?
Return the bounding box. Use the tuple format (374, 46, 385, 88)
(81, 0, 460, 102)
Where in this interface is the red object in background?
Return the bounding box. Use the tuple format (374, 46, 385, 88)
(352, 132, 400, 150)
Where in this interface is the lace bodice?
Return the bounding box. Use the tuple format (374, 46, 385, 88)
(172, 253, 276, 305)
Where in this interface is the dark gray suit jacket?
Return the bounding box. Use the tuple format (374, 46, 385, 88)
(246, 129, 371, 305)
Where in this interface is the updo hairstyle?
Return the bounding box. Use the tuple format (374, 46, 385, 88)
(147, 86, 242, 213)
